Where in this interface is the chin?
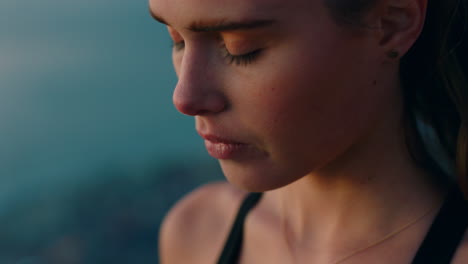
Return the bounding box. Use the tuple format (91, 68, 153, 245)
(219, 159, 304, 193)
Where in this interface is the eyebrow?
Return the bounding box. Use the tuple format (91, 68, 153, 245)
(150, 10, 276, 32)
(188, 19, 276, 32)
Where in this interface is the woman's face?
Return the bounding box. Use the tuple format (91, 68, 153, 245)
(150, 0, 395, 191)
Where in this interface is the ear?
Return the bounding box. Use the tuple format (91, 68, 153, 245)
(376, 0, 428, 60)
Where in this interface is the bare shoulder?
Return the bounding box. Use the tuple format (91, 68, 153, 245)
(452, 230, 468, 264)
(158, 181, 248, 264)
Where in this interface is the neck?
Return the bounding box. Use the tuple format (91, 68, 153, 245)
(266, 89, 446, 261)
(273, 158, 443, 242)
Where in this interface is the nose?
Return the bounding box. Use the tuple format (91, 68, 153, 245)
(173, 49, 227, 116)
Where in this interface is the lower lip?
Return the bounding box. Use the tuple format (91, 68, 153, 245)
(204, 140, 250, 160)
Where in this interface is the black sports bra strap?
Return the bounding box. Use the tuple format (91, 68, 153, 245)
(411, 187, 468, 264)
(216, 188, 467, 264)
(217, 192, 263, 264)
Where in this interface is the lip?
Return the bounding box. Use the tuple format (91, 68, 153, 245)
(199, 133, 244, 144)
(198, 132, 250, 160)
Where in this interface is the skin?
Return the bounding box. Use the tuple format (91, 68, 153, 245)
(150, 0, 468, 263)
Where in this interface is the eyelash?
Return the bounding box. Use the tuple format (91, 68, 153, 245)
(171, 41, 262, 66)
(222, 46, 262, 66)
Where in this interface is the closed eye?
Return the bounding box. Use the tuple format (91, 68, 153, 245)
(171, 39, 263, 66)
(223, 48, 263, 66)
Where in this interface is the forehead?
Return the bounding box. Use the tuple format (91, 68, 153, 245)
(149, 0, 308, 26)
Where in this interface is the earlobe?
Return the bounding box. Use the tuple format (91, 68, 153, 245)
(378, 0, 427, 59)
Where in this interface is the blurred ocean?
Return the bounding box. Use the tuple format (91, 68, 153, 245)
(0, 0, 222, 263)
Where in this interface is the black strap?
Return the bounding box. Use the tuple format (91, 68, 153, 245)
(412, 187, 468, 264)
(217, 192, 263, 264)
(216, 188, 467, 264)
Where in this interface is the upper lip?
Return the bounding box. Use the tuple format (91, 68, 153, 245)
(198, 132, 245, 145)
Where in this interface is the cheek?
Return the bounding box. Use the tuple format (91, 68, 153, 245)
(238, 41, 383, 167)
